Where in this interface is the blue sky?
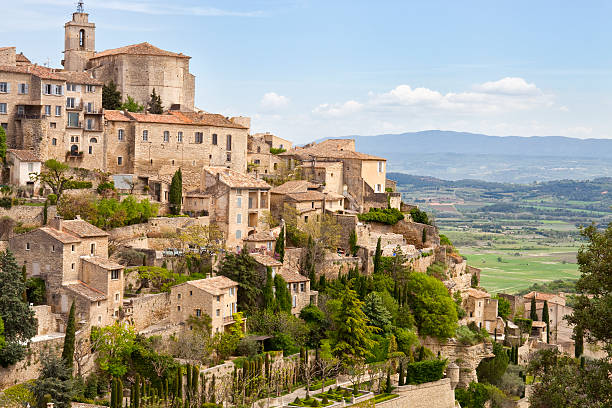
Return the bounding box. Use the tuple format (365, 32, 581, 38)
(4, 0, 611, 142)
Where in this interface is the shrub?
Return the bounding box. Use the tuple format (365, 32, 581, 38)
(404, 359, 447, 385)
(409, 208, 430, 225)
(46, 194, 58, 205)
(236, 337, 261, 357)
(65, 180, 93, 189)
(357, 208, 404, 225)
(26, 277, 46, 305)
(0, 197, 12, 209)
(270, 147, 286, 155)
(96, 181, 115, 194)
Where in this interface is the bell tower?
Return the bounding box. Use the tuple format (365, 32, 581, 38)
(63, 1, 95, 71)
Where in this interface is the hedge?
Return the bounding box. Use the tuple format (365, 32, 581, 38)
(357, 208, 404, 225)
(65, 180, 93, 189)
(404, 359, 447, 385)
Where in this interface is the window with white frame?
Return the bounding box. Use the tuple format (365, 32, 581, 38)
(44, 105, 51, 116)
(236, 213, 242, 224)
(0, 82, 8, 93)
(142, 130, 148, 141)
(236, 197, 242, 208)
(118, 129, 124, 141)
(28, 162, 33, 172)
(378, 161, 384, 172)
(18, 83, 28, 94)
(17, 105, 24, 115)
(66, 97, 75, 108)
(375, 184, 382, 193)
(54, 85, 63, 95)
(44, 84, 52, 95)
(236, 229, 242, 239)
(177, 131, 183, 143)
(26, 242, 30, 250)
(86, 85, 95, 93)
(195, 132, 203, 144)
(0, 104, 6, 114)
(163, 130, 169, 142)
(55, 106, 61, 116)
(111, 269, 119, 280)
(117, 156, 123, 165)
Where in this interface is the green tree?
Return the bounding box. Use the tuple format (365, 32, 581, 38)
(275, 226, 285, 262)
(90, 323, 137, 377)
(530, 296, 538, 321)
(33, 159, 73, 197)
(147, 88, 163, 114)
(331, 286, 377, 365)
(120, 95, 144, 112)
(566, 222, 612, 356)
(102, 81, 122, 110)
(476, 342, 509, 385)
(409, 207, 430, 225)
(169, 169, 183, 215)
(362, 292, 392, 330)
(0, 125, 6, 163)
(31, 349, 74, 408)
(542, 300, 550, 343)
(405, 272, 458, 339)
(216, 249, 263, 312)
(373, 237, 383, 274)
(61, 301, 76, 373)
(349, 229, 359, 256)
(0, 316, 5, 353)
(274, 274, 292, 313)
(493, 295, 511, 320)
(0, 250, 37, 367)
(262, 266, 275, 310)
(574, 325, 584, 358)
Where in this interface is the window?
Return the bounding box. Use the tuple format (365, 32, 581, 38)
(142, 130, 148, 141)
(97, 301, 100, 307)
(178, 293, 182, 299)
(226, 134, 232, 150)
(196, 309, 202, 317)
(212, 133, 217, 145)
(311, 201, 315, 208)
(163, 131, 169, 142)
(195, 132, 203, 144)
(230, 288, 235, 296)
(177, 305, 181, 312)
(90, 137, 97, 143)
(54, 85, 63, 95)
(71, 263, 75, 270)
(71, 244, 75, 252)
(236, 229, 242, 239)
(17, 105, 24, 115)
(26, 242, 30, 250)
(216, 309, 220, 317)
(216, 295, 220, 302)
(189, 290, 193, 296)
(109, 269, 119, 280)
(98, 316, 102, 323)
(236, 189, 242, 196)
(378, 161, 384, 172)
(117, 156, 123, 165)
(86, 118, 93, 130)
(177, 131, 183, 143)
(70, 136, 79, 143)
(293, 283, 298, 292)
(86, 85, 95, 93)
(236, 213, 242, 224)
(66, 97, 75, 108)
(236, 197, 242, 208)
(254, 159, 260, 164)
(87, 102, 93, 113)
(88, 146, 92, 154)
(375, 184, 382, 193)
(226, 153, 231, 162)
(300, 282, 305, 292)
(44, 84, 52, 95)
(18, 83, 28, 94)
(0, 104, 6, 114)
(50, 122, 56, 129)
(55, 106, 61, 116)
(67, 83, 75, 92)
(118, 129, 124, 141)
(79, 29, 85, 47)
(293, 295, 297, 308)
(115, 293, 119, 301)
(0, 82, 8, 93)
(28, 162, 33, 172)
(44, 105, 51, 116)
(52, 138, 57, 146)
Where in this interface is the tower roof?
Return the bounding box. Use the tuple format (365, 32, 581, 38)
(91, 42, 190, 60)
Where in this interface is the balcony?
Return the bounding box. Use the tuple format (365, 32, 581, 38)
(66, 101, 83, 111)
(66, 121, 82, 129)
(16, 114, 47, 120)
(223, 316, 235, 324)
(66, 150, 83, 159)
(83, 125, 103, 132)
(84, 107, 103, 115)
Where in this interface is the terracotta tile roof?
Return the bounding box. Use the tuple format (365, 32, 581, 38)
(465, 288, 490, 299)
(127, 112, 185, 125)
(104, 110, 132, 122)
(82, 256, 123, 270)
(281, 139, 385, 161)
(182, 276, 237, 296)
(523, 291, 558, 301)
(285, 191, 325, 202)
(65, 281, 107, 302)
(270, 180, 320, 195)
(244, 231, 275, 242)
(0, 64, 63, 80)
(169, 111, 248, 129)
(39, 227, 81, 244)
(8, 149, 40, 162)
(277, 269, 309, 283)
(92, 42, 190, 60)
(250, 253, 282, 267)
(203, 167, 271, 189)
(324, 192, 345, 200)
(62, 218, 109, 238)
(16, 53, 30, 63)
(55, 71, 102, 85)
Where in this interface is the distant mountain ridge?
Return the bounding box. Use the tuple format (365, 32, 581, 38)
(333, 130, 612, 158)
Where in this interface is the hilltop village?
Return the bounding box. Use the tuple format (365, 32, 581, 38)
(0, 6, 605, 408)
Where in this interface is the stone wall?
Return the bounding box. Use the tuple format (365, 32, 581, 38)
(109, 216, 209, 243)
(377, 378, 455, 408)
(0, 204, 57, 226)
(408, 253, 436, 273)
(125, 292, 170, 332)
(366, 219, 439, 249)
(332, 213, 358, 251)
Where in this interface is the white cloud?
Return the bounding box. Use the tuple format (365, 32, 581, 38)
(260, 92, 290, 110)
(474, 77, 540, 95)
(312, 100, 363, 117)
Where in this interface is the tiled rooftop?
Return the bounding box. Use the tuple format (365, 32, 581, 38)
(277, 269, 309, 283)
(465, 288, 491, 299)
(62, 218, 109, 238)
(82, 256, 123, 270)
(55, 71, 103, 86)
(280, 139, 385, 161)
(183, 276, 237, 296)
(65, 281, 107, 302)
(0, 64, 63, 80)
(204, 167, 270, 189)
(250, 252, 282, 267)
(270, 180, 320, 195)
(92, 42, 190, 60)
(243, 231, 276, 242)
(38, 227, 81, 244)
(8, 149, 40, 162)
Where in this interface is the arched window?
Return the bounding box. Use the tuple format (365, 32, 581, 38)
(79, 29, 85, 48)
(90, 138, 97, 143)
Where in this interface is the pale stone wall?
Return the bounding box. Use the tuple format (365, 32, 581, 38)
(360, 159, 386, 194)
(0, 203, 56, 225)
(33, 305, 60, 335)
(378, 378, 455, 408)
(125, 292, 170, 331)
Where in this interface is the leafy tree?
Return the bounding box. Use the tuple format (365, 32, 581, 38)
(0, 126, 6, 163)
(476, 342, 509, 385)
(262, 267, 275, 310)
(493, 295, 511, 320)
(0, 250, 37, 367)
(33, 159, 73, 197)
(120, 95, 144, 112)
(216, 250, 263, 312)
(31, 349, 74, 408)
(176, 224, 223, 259)
(274, 274, 292, 313)
(530, 296, 538, 321)
(61, 301, 76, 373)
(102, 81, 122, 110)
(91, 323, 137, 377)
(362, 292, 392, 330)
(566, 222, 612, 356)
(299, 304, 326, 349)
(373, 237, 383, 274)
(454, 382, 490, 408)
(275, 226, 285, 262)
(405, 272, 458, 339)
(349, 229, 359, 256)
(409, 207, 430, 225)
(542, 300, 550, 343)
(331, 286, 377, 365)
(169, 169, 182, 215)
(147, 88, 163, 114)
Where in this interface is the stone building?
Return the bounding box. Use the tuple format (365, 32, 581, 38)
(243, 230, 276, 253)
(279, 139, 390, 212)
(270, 180, 344, 222)
(198, 166, 271, 251)
(7, 149, 41, 193)
(169, 276, 238, 334)
(9, 216, 124, 329)
(523, 291, 573, 342)
(247, 132, 292, 177)
(462, 288, 503, 335)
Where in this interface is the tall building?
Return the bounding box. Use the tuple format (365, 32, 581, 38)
(62, 4, 96, 72)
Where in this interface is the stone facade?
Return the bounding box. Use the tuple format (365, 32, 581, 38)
(378, 378, 455, 408)
(247, 133, 289, 177)
(7, 149, 41, 193)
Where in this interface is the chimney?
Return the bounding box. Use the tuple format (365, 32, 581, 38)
(50, 215, 63, 231)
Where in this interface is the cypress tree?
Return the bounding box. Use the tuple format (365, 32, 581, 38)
(530, 296, 538, 321)
(349, 229, 358, 256)
(118, 378, 123, 408)
(43, 200, 48, 225)
(192, 365, 199, 398)
(264, 353, 270, 380)
(111, 378, 117, 408)
(164, 378, 169, 402)
(422, 228, 427, 244)
(209, 374, 216, 404)
(575, 325, 584, 358)
(186, 364, 192, 397)
(147, 88, 163, 114)
(373, 237, 383, 274)
(134, 374, 140, 408)
(263, 266, 274, 310)
(542, 300, 550, 343)
(385, 370, 392, 394)
(177, 365, 183, 402)
(418, 346, 425, 362)
(318, 275, 326, 291)
(61, 300, 76, 373)
(275, 226, 285, 262)
(169, 169, 183, 215)
(398, 361, 404, 386)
